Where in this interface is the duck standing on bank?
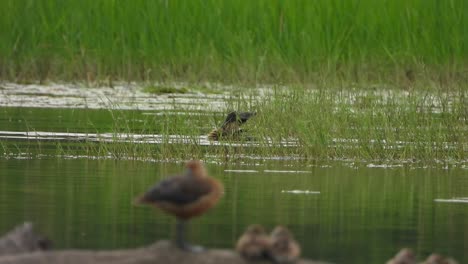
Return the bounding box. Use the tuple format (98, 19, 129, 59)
(134, 160, 224, 252)
(208, 111, 256, 140)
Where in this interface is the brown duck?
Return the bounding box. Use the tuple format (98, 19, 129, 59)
(134, 160, 223, 252)
(386, 248, 417, 264)
(420, 253, 458, 264)
(269, 226, 301, 263)
(208, 111, 256, 140)
(236, 225, 271, 260)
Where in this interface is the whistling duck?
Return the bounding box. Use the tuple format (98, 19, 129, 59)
(208, 111, 256, 140)
(269, 226, 301, 264)
(421, 253, 458, 264)
(134, 160, 223, 252)
(236, 225, 271, 260)
(386, 248, 416, 264)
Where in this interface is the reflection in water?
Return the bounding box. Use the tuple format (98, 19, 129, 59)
(264, 170, 311, 173)
(224, 169, 259, 173)
(0, 129, 462, 153)
(0, 159, 466, 263)
(281, 190, 320, 194)
(0, 83, 231, 111)
(434, 198, 468, 203)
(0, 130, 299, 147)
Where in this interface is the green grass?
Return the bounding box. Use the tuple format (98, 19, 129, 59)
(1, 86, 466, 164)
(0, 0, 466, 84)
(253, 87, 467, 162)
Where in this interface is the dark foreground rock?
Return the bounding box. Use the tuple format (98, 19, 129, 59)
(0, 222, 51, 256)
(0, 224, 330, 264)
(0, 240, 330, 264)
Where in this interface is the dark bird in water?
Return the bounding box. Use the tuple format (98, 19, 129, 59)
(208, 111, 256, 141)
(386, 248, 416, 264)
(134, 160, 224, 252)
(268, 226, 301, 264)
(236, 225, 271, 260)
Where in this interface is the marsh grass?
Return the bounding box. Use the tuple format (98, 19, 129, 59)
(0, 0, 466, 85)
(1, 86, 465, 164)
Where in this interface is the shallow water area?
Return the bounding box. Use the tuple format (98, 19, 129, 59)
(0, 83, 467, 263)
(0, 158, 467, 264)
(0, 82, 232, 111)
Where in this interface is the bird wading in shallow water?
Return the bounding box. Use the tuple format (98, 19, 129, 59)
(269, 226, 301, 264)
(134, 160, 224, 252)
(208, 111, 256, 141)
(236, 225, 271, 260)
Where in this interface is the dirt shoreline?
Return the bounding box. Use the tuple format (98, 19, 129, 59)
(0, 223, 330, 264)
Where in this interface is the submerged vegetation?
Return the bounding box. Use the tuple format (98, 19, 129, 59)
(1, 86, 466, 164)
(0, 0, 466, 85)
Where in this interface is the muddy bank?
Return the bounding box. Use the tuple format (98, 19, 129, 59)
(0, 223, 329, 264)
(0, 240, 330, 264)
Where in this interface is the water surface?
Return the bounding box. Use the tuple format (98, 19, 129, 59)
(0, 84, 466, 263)
(0, 159, 466, 263)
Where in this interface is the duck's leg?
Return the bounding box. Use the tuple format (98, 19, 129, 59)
(175, 219, 204, 253)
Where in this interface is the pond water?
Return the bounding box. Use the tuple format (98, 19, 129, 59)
(1, 159, 467, 263)
(0, 83, 467, 263)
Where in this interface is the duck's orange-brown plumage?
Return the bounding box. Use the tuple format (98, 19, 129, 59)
(135, 160, 223, 251)
(386, 248, 416, 264)
(421, 253, 458, 264)
(269, 226, 301, 264)
(135, 160, 223, 219)
(236, 225, 271, 260)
